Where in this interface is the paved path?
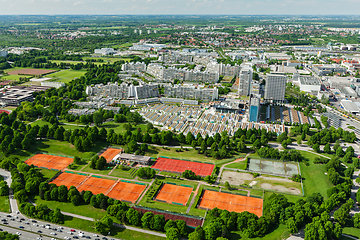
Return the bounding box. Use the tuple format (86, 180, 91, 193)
(136, 178, 155, 205)
(186, 184, 201, 214)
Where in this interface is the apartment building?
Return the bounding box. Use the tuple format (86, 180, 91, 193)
(164, 84, 218, 102)
(86, 82, 159, 99)
(206, 62, 241, 77)
(121, 62, 147, 72)
(238, 65, 253, 96)
(264, 74, 287, 103)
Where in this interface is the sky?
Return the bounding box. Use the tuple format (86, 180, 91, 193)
(0, 0, 359, 15)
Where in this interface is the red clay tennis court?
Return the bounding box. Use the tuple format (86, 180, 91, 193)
(100, 148, 123, 163)
(0, 110, 10, 114)
(199, 190, 263, 217)
(25, 154, 73, 170)
(155, 184, 193, 206)
(50, 172, 87, 189)
(78, 177, 116, 195)
(152, 158, 214, 176)
(107, 181, 146, 203)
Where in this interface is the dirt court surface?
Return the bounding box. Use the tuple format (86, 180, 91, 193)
(8, 69, 56, 76)
(0, 110, 10, 114)
(155, 184, 193, 206)
(100, 148, 123, 162)
(260, 183, 301, 195)
(152, 158, 214, 176)
(50, 172, 87, 189)
(221, 171, 254, 185)
(77, 177, 116, 195)
(107, 181, 146, 203)
(199, 190, 263, 217)
(25, 154, 73, 170)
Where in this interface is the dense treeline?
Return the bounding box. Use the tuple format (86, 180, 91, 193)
(0, 231, 19, 240)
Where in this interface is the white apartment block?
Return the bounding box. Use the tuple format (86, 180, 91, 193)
(86, 82, 159, 99)
(238, 65, 253, 96)
(164, 84, 218, 102)
(264, 74, 287, 102)
(94, 48, 115, 55)
(121, 62, 147, 72)
(206, 62, 241, 77)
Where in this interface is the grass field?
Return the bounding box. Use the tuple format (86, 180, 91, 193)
(299, 151, 333, 198)
(46, 69, 86, 83)
(342, 227, 360, 239)
(11, 139, 104, 163)
(84, 57, 132, 63)
(50, 60, 105, 66)
(226, 161, 248, 170)
(40, 169, 59, 180)
(0, 75, 28, 81)
(0, 196, 10, 213)
(109, 167, 136, 179)
(81, 165, 114, 175)
(228, 224, 290, 240)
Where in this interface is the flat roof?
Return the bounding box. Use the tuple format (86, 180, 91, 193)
(118, 153, 151, 162)
(341, 100, 360, 113)
(299, 76, 320, 86)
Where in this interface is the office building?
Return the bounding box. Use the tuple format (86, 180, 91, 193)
(264, 74, 287, 103)
(238, 65, 253, 96)
(297, 76, 321, 92)
(249, 96, 260, 122)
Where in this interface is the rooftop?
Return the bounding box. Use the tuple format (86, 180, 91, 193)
(299, 76, 320, 86)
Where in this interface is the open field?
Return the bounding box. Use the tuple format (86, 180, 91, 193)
(0, 75, 27, 81)
(84, 57, 132, 63)
(226, 161, 248, 170)
(7, 68, 56, 75)
(109, 166, 136, 179)
(221, 171, 302, 195)
(342, 227, 360, 239)
(50, 60, 105, 66)
(299, 151, 334, 198)
(45, 69, 86, 83)
(40, 169, 59, 180)
(228, 224, 290, 240)
(248, 159, 299, 176)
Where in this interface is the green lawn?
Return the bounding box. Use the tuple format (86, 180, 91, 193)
(157, 176, 199, 189)
(299, 151, 333, 198)
(40, 169, 59, 180)
(0, 75, 28, 81)
(110, 167, 135, 179)
(226, 161, 248, 170)
(35, 196, 108, 220)
(82, 165, 114, 176)
(0, 196, 10, 213)
(45, 69, 86, 83)
(228, 224, 290, 240)
(11, 139, 104, 162)
(342, 227, 360, 239)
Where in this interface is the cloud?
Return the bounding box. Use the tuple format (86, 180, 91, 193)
(73, 1, 84, 5)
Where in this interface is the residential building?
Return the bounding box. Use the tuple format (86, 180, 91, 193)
(249, 96, 260, 122)
(238, 65, 253, 96)
(121, 62, 147, 72)
(164, 84, 218, 102)
(264, 74, 287, 103)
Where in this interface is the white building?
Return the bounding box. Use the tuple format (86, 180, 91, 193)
(238, 65, 253, 96)
(94, 48, 115, 55)
(298, 76, 321, 92)
(41, 81, 65, 89)
(264, 74, 287, 103)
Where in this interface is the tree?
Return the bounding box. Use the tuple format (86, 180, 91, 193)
(141, 212, 154, 229)
(323, 143, 331, 154)
(312, 143, 320, 153)
(354, 213, 360, 228)
(188, 226, 205, 240)
(93, 111, 104, 126)
(73, 156, 81, 164)
(164, 220, 177, 232)
(328, 168, 340, 185)
(224, 181, 230, 189)
(166, 228, 179, 240)
(96, 156, 107, 170)
(152, 214, 166, 231)
(336, 147, 345, 157)
(126, 208, 142, 226)
(95, 215, 113, 235)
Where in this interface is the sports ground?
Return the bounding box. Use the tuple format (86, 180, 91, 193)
(7, 68, 56, 76)
(25, 154, 73, 170)
(100, 148, 123, 163)
(152, 157, 214, 176)
(198, 190, 263, 217)
(50, 172, 87, 189)
(51, 173, 146, 203)
(155, 184, 193, 206)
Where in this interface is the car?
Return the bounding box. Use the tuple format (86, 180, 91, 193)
(25, 221, 29, 225)
(37, 238, 42, 240)
(37, 230, 42, 233)
(15, 216, 18, 219)
(10, 218, 14, 221)
(19, 226, 24, 229)
(20, 218, 25, 221)
(73, 237, 79, 239)
(93, 234, 99, 237)
(95, 239, 100, 240)
(31, 220, 37, 223)
(67, 232, 73, 235)
(0, 229, 2, 231)
(71, 229, 76, 232)
(33, 223, 38, 226)
(2, 222, 7, 225)
(50, 232, 57, 235)
(58, 226, 64, 229)
(85, 236, 91, 239)
(51, 238, 56, 240)
(64, 237, 70, 240)
(16, 211, 19, 214)
(6, 215, 11, 217)
(1, 219, 6, 221)
(57, 229, 63, 232)
(102, 237, 108, 240)
(16, 232, 21, 236)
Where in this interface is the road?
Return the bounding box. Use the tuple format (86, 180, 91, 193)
(0, 224, 53, 240)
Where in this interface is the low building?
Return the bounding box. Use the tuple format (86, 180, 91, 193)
(41, 81, 65, 89)
(341, 100, 360, 114)
(115, 153, 151, 165)
(298, 76, 321, 92)
(0, 86, 51, 106)
(283, 60, 301, 67)
(164, 84, 218, 102)
(94, 48, 115, 55)
(0, 50, 8, 57)
(312, 64, 346, 76)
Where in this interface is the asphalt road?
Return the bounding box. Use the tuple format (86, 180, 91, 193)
(0, 211, 112, 240)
